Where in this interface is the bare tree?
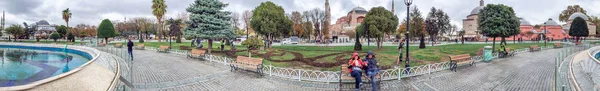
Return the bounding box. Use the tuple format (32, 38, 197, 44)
(309, 8, 325, 41)
(242, 10, 253, 38)
(230, 12, 240, 29)
(302, 11, 313, 40)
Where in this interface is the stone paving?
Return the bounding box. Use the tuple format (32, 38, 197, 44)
(130, 47, 564, 91)
(399, 48, 561, 91)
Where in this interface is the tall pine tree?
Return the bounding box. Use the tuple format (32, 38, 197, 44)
(184, 0, 236, 53)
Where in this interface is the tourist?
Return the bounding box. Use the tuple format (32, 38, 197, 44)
(364, 51, 379, 91)
(348, 52, 364, 91)
(127, 39, 134, 61)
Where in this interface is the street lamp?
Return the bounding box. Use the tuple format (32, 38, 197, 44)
(543, 22, 547, 47)
(404, 0, 413, 69)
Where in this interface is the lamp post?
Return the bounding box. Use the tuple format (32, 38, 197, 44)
(404, 0, 412, 68)
(543, 22, 547, 47)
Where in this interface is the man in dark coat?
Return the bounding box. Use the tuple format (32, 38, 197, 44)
(127, 39, 134, 61)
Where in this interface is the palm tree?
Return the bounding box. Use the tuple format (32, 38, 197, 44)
(62, 8, 72, 41)
(152, 0, 167, 42)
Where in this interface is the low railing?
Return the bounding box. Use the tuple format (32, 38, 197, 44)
(554, 42, 596, 91)
(136, 43, 567, 83)
(93, 47, 134, 91)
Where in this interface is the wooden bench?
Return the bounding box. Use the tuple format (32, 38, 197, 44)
(338, 64, 381, 90)
(230, 56, 264, 76)
(187, 49, 206, 59)
(134, 44, 145, 50)
(180, 46, 191, 50)
(529, 45, 540, 52)
(554, 43, 563, 48)
(99, 43, 106, 47)
(114, 44, 123, 48)
(157, 45, 170, 53)
(449, 54, 474, 72)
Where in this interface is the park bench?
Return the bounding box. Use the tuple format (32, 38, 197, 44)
(180, 46, 191, 50)
(114, 44, 123, 48)
(134, 44, 145, 50)
(449, 54, 474, 72)
(99, 43, 106, 47)
(499, 48, 514, 58)
(157, 45, 170, 53)
(554, 43, 563, 48)
(230, 56, 264, 76)
(338, 64, 381, 90)
(529, 45, 540, 52)
(68, 42, 74, 45)
(187, 49, 206, 59)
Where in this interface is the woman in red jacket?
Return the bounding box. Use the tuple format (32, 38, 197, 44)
(348, 52, 364, 90)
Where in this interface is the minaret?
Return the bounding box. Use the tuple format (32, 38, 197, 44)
(324, 0, 331, 40)
(1, 11, 4, 30)
(391, 0, 395, 13)
(480, 0, 484, 6)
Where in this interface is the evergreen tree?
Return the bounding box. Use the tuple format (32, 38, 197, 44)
(98, 19, 117, 43)
(425, 7, 451, 46)
(478, 4, 520, 52)
(250, 1, 293, 48)
(184, 0, 236, 53)
(50, 32, 61, 42)
(569, 17, 589, 44)
(361, 7, 399, 49)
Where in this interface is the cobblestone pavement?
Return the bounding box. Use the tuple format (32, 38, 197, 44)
(131, 47, 563, 91)
(400, 48, 562, 91)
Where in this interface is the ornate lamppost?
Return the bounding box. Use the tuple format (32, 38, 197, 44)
(404, 0, 412, 69)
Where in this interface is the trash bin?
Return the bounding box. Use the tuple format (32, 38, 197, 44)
(484, 46, 493, 62)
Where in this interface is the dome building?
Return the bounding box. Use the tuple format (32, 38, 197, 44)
(564, 12, 596, 36)
(328, 6, 369, 42)
(461, 0, 485, 40)
(34, 20, 56, 38)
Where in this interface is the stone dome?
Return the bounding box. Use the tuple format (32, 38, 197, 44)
(543, 18, 560, 26)
(568, 12, 589, 21)
(37, 20, 50, 25)
(350, 7, 368, 14)
(470, 6, 484, 15)
(519, 18, 531, 26)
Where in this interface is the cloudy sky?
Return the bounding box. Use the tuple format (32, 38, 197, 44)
(1, 0, 599, 29)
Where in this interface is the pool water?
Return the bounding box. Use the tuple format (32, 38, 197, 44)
(0, 48, 90, 87)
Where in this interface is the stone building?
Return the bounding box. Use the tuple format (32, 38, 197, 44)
(33, 20, 56, 38)
(462, 0, 485, 40)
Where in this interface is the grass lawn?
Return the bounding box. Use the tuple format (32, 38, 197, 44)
(261, 42, 547, 71)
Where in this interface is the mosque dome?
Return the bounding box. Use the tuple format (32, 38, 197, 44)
(37, 20, 50, 25)
(350, 7, 368, 14)
(519, 18, 531, 26)
(470, 6, 484, 15)
(568, 12, 589, 21)
(543, 18, 560, 26)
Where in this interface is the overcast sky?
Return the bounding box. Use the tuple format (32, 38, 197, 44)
(1, 0, 599, 29)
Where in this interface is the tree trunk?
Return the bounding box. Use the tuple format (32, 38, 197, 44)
(513, 36, 516, 44)
(158, 20, 162, 43)
(419, 35, 425, 49)
(208, 38, 213, 53)
(492, 37, 496, 53)
(461, 35, 464, 44)
(431, 35, 435, 46)
(377, 37, 382, 49)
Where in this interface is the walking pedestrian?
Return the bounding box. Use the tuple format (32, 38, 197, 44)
(127, 39, 134, 61)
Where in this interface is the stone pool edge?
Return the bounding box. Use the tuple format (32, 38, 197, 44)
(0, 42, 116, 91)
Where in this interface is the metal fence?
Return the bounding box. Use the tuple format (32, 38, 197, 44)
(93, 47, 134, 91)
(102, 43, 569, 83)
